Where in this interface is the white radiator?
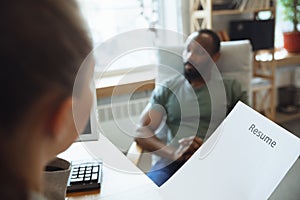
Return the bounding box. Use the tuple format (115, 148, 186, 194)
(97, 98, 149, 122)
(97, 98, 149, 153)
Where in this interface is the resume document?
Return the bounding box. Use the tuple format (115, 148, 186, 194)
(160, 102, 300, 200)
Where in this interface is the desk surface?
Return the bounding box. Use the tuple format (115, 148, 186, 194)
(59, 136, 161, 200)
(274, 50, 300, 67)
(255, 49, 300, 66)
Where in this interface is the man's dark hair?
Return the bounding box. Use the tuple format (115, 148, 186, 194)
(198, 29, 221, 55)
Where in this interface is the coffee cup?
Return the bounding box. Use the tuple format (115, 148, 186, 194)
(43, 157, 71, 200)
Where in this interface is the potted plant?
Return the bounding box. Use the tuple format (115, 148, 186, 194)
(280, 0, 300, 52)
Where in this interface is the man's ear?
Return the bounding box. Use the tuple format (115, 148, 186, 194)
(48, 97, 73, 139)
(212, 52, 221, 62)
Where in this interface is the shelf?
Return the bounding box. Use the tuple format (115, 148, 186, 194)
(190, 0, 276, 32)
(190, 0, 278, 121)
(251, 77, 272, 91)
(192, 7, 275, 17)
(213, 8, 274, 15)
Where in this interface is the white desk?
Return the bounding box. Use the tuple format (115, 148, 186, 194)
(58, 136, 161, 200)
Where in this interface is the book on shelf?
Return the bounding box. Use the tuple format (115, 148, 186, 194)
(265, 0, 270, 9)
(244, 0, 253, 11)
(239, 0, 249, 11)
(212, 0, 240, 10)
(242, 0, 272, 11)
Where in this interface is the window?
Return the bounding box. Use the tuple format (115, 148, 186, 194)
(275, 1, 286, 48)
(77, 0, 161, 73)
(77, 0, 160, 44)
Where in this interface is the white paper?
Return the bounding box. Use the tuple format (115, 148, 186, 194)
(101, 183, 163, 200)
(160, 102, 300, 200)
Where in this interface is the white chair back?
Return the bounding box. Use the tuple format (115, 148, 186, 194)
(156, 40, 253, 102)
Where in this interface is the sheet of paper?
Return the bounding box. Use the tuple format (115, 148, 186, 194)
(100, 183, 163, 200)
(160, 102, 300, 200)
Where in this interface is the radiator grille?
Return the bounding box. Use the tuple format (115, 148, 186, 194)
(97, 98, 149, 122)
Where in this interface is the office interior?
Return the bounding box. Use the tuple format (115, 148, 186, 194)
(84, 0, 300, 154)
(63, 1, 300, 199)
(63, 0, 300, 199)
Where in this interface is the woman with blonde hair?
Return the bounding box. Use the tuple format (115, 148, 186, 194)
(0, 0, 93, 199)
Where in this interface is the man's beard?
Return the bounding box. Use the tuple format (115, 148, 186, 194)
(184, 62, 203, 82)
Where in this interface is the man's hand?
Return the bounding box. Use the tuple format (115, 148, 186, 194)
(172, 136, 203, 162)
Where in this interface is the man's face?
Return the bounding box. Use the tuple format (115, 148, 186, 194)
(183, 33, 215, 81)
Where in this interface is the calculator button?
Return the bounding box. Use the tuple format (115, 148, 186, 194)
(71, 177, 83, 182)
(91, 173, 98, 180)
(67, 161, 102, 193)
(92, 166, 99, 173)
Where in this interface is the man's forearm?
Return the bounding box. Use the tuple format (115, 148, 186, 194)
(135, 126, 176, 160)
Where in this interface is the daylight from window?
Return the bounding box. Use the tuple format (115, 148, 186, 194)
(77, 0, 160, 72)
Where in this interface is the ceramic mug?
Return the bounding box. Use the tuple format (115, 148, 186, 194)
(43, 157, 71, 200)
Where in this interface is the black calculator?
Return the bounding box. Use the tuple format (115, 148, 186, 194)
(67, 160, 103, 193)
